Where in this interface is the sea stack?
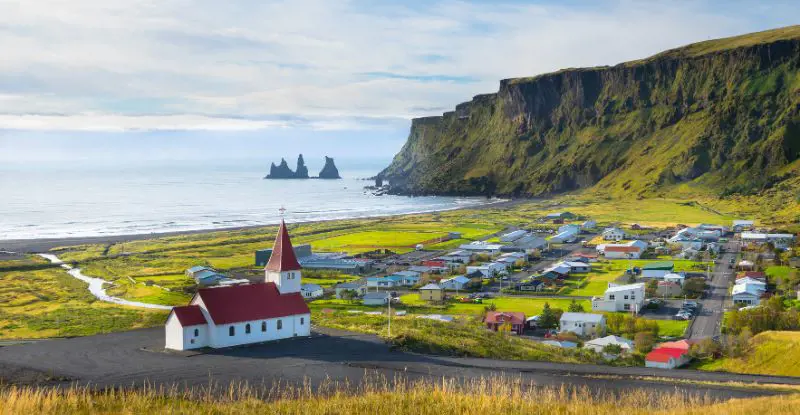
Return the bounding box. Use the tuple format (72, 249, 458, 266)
(266, 158, 296, 179)
(318, 156, 341, 179)
(295, 154, 309, 179)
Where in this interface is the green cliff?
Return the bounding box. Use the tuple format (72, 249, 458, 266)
(379, 26, 800, 201)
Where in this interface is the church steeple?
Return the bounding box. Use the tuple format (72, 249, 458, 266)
(265, 219, 302, 294)
(265, 220, 302, 272)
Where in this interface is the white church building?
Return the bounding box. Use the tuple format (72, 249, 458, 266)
(165, 220, 311, 350)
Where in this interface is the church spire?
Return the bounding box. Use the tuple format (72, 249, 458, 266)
(264, 219, 302, 272)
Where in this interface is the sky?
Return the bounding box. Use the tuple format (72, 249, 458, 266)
(0, 0, 797, 164)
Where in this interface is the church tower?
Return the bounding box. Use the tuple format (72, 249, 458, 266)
(264, 220, 302, 294)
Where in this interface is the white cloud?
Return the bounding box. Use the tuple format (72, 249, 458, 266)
(0, 0, 795, 131)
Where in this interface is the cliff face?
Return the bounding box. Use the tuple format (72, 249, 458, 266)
(379, 26, 800, 198)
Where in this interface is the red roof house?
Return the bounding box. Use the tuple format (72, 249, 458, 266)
(645, 347, 691, 369)
(484, 311, 526, 335)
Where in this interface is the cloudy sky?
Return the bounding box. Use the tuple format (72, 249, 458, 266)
(1, 0, 796, 163)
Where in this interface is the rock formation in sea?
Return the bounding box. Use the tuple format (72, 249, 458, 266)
(265, 158, 296, 179)
(294, 154, 309, 179)
(318, 156, 341, 179)
(264, 155, 341, 179)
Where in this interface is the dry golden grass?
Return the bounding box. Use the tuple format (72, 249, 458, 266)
(1, 377, 798, 415)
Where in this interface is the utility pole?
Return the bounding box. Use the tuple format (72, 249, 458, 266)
(387, 292, 391, 337)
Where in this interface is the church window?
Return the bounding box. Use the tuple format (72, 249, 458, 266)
(229, 326, 235, 336)
(194, 328, 199, 337)
(245, 323, 251, 334)
(262, 321, 267, 332)
(300, 317, 304, 325)
(277, 320, 283, 330)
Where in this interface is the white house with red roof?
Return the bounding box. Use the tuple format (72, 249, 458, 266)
(165, 220, 311, 350)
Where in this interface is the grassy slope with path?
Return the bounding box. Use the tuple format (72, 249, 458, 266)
(697, 331, 800, 377)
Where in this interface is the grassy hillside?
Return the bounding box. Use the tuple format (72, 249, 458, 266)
(3, 378, 800, 414)
(698, 331, 800, 377)
(380, 25, 800, 223)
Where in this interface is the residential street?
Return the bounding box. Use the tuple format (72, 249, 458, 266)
(687, 241, 739, 339)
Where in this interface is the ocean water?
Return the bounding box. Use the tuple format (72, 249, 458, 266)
(0, 159, 495, 240)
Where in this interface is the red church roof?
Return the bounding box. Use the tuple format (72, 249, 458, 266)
(265, 220, 302, 272)
(195, 282, 309, 325)
(170, 305, 207, 326)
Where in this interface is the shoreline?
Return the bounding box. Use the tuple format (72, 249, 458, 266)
(0, 198, 529, 253)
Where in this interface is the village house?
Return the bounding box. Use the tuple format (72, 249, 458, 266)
(550, 225, 580, 243)
(511, 235, 548, 250)
(641, 261, 675, 279)
(362, 291, 392, 306)
(439, 275, 471, 291)
(516, 280, 545, 292)
(645, 340, 695, 369)
(656, 281, 682, 297)
(597, 240, 647, 259)
(741, 232, 796, 249)
(663, 272, 686, 286)
(334, 282, 367, 299)
(419, 283, 445, 302)
(458, 241, 503, 255)
(165, 220, 311, 351)
(602, 227, 626, 241)
(582, 220, 597, 230)
(560, 261, 591, 273)
(584, 335, 634, 355)
(500, 229, 528, 242)
(732, 220, 755, 233)
(484, 311, 526, 335)
(732, 278, 767, 306)
(300, 283, 323, 299)
(437, 250, 473, 266)
(559, 312, 606, 337)
(645, 347, 691, 369)
(466, 262, 507, 278)
(591, 283, 645, 313)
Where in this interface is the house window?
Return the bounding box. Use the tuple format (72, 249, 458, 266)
(624, 295, 629, 300)
(609, 295, 615, 300)
(194, 328, 199, 337)
(229, 326, 235, 336)
(631, 294, 635, 300)
(262, 321, 267, 332)
(277, 320, 283, 330)
(245, 323, 251, 334)
(300, 317, 305, 325)
(624, 304, 631, 311)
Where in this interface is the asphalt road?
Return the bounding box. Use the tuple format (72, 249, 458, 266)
(0, 326, 796, 400)
(688, 242, 738, 339)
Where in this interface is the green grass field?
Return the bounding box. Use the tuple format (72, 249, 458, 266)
(697, 331, 800, 376)
(0, 258, 168, 339)
(560, 259, 709, 297)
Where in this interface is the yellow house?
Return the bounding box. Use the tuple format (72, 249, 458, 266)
(419, 283, 445, 302)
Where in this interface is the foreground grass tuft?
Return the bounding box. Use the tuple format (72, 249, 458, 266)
(1, 377, 799, 415)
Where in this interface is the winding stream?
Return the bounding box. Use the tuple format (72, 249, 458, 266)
(38, 253, 173, 310)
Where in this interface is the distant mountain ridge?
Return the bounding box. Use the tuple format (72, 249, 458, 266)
(265, 155, 341, 179)
(378, 26, 800, 202)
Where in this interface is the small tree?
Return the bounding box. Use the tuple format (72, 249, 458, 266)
(634, 332, 655, 354)
(539, 302, 558, 329)
(602, 344, 624, 355)
(567, 300, 585, 313)
(340, 289, 359, 303)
